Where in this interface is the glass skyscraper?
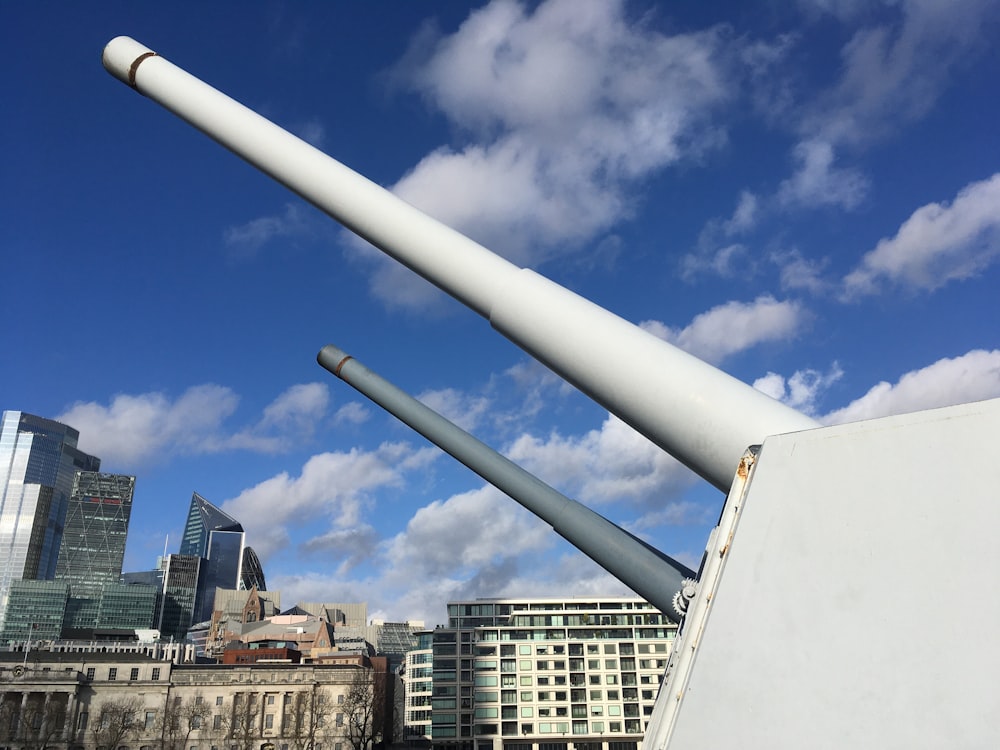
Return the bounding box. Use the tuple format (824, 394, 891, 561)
(56, 472, 135, 593)
(158, 553, 202, 641)
(180, 493, 247, 624)
(180, 492, 243, 557)
(0, 411, 100, 631)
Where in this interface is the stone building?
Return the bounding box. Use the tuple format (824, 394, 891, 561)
(0, 652, 395, 750)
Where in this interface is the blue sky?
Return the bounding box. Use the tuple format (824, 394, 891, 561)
(3, 0, 1000, 627)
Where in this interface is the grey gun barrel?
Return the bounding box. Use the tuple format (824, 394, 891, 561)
(317, 344, 695, 620)
(103, 36, 820, 493)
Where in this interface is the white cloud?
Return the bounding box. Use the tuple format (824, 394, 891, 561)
(417, 387, 491, 432)
(383, 485, 552, 579)
(259, 383, 329, 426)
(333, 401, 370, 425)
(724, 190, 760, 235)
(776, 0, 997, 211)
(222, 442, 439, 559)
(224, 203, 315, 258)
(59, 382, 334, 468)
(59, 385, 240, 467)
(753, 363, 844, 415)
(806, 0, 996, 148)
(823, 349, 1000, 424)
(771, 248, 832, 295)
(641, 296, 806, 365)
(681, 192, 761, 280)
(361, 0, 735, 308)
(777, 138, 869, 210)
(843, 173, 1000, 297)
(506, 414, 695, 508)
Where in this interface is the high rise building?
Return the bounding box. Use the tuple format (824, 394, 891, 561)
(0, 411, 100, 631)
(56, 472, 135, 593)
(401, 597, 677, 750)
(240, 546, 267, 591)
(158, 553, 202, 641)
(180, 493, 247, 624)
(180, 492, 242, 557)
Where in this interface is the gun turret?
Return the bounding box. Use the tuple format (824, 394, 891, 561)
(102, 36, 818, 494)
(104, 37, 1000, 748)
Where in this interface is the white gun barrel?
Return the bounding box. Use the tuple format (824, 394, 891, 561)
(103, 36, 819, 493)
(318, 344, 696, 620)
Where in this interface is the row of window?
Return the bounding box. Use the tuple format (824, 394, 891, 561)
(84, 666, 161, 681)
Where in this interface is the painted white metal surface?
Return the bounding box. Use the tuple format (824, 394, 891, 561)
(645, 398, 1000, 749)
(102, 37, 818, 492)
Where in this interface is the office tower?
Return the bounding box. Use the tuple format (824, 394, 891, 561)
(0, 411, 100, 631)
(56, 472, 135, 592)
(180, 492, 242, 557)
(180, 493, 246, 624)
(240, 546, 266, 591)
(158, 554, 202, 641)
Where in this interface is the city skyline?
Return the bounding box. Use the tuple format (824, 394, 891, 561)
(4, 1, 1000, 628)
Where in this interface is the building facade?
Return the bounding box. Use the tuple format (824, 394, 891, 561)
(0, 653, 392, 750)
(56, 473, 135, 594)
(158, 555, 202, 642)
(0, 412, 100, 631)
(179, 494, 246, 625)
(402, 598, 676, 750)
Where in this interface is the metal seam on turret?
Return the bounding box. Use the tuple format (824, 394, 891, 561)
(128, 51, 157, 89)
(333, 355, 353, 377)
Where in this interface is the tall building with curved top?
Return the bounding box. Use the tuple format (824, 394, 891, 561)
(240, 546, 266, 591)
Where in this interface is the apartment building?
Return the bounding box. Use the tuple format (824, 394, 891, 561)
(401, 597, 676, 750)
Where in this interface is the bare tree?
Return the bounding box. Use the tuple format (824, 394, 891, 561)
(18, 694, 69, 750)
(159, 693, 212, 750)
(285, 688, 335, 750)
(221, 692, 261, 750)
(341, 669, 385, 750)
(91, 697, 143, 750)
(0, 696, 20, 747)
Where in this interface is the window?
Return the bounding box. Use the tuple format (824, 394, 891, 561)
(213, 716, 222, 730)
(267, 696, 275, 705)
(265, 715, 274, 729)
(130, 668, 140, 681)
(79, 712, 89, 731)
(216, 697, 223, 706)
(108, 668, 118, 681)
(336, 714, 344, 728)
(337, 694, 344, 704)
(145, 712, 156, 730)
(86, 668, 96, 681)
(152, 668, 160, 681)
